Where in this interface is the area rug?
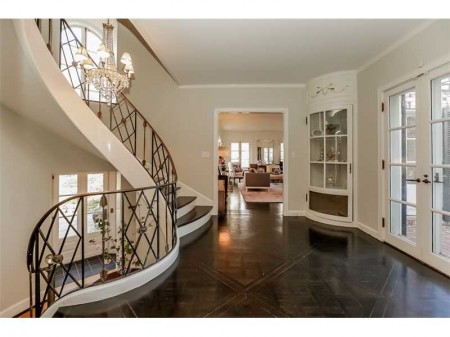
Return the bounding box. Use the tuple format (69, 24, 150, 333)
(238, 183, 283, 203)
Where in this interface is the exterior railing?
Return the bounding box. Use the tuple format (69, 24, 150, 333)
(27, 183, 177, 317)
(26, 19, 180, 317)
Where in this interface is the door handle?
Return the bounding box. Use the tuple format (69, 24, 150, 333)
(406, 178, 421, 183)
(422, 179, 431, 184)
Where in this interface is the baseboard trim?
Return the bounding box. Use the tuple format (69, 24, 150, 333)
(305, 212, 357, 228)
(1, 297, 31, 318)
(284, 210, 305, 216)
(357, 222, 382, 240)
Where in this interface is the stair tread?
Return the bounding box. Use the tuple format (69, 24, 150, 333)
(177, 206, 212, 228)
(177, 196, 197, 209)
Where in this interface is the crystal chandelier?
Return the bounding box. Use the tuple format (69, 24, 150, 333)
(75, 20, 134, 102)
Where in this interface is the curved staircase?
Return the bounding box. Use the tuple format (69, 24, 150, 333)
(19, 19, 212, 317)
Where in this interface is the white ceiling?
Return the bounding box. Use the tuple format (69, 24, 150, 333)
(132, 19, 428, 86)
(219, 112, 283, 132)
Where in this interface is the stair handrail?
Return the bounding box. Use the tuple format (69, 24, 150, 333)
(26, 182, 177, 317)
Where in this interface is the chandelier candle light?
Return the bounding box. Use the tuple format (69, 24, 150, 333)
(75, 20, 134, 102)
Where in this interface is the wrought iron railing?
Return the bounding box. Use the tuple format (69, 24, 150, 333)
(56, 19, 178, 193)
(26, 19, 180, 317)
(27, 183, 177, 317)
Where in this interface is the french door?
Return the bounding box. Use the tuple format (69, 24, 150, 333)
(384, 64, 450, 276)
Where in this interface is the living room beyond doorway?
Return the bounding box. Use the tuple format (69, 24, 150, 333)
(216, 110, 285, 215)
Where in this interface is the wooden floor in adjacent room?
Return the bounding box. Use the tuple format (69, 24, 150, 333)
(54, 188, 450, 318)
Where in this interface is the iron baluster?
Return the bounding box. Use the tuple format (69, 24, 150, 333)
(81, 197, 85, 288)
(34, 231, 41, 318)
(156, 188, 160, 260)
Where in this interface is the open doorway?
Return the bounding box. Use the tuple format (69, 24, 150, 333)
(214, 109, 287, 216)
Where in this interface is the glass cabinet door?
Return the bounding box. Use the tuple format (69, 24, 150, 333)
(309, 106, 352, 221)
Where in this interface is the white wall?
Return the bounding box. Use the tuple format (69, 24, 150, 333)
(118, 23, 307, 213)
(0, 104, 114, 316)
(357, 20, 450, 231)
(220, 130, 284, 164)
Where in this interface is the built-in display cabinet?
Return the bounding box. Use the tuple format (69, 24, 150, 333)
(306, 71, 356, 224)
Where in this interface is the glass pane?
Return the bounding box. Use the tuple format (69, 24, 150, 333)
(88, 173, 104, 192)
(432, 212, 450, 259)
(390, 166, 417, 204)
(310, 163, 324, 188)
(310, 111, 324, 137)
(231, 143, 239, 151)
(86, 31, 101, 54)
(389, 89, 416, 128)
(432, 167, 450, 212)
(87, 174, 104, 233)
(336, 136, 347, 162)
(390, 201, 416, 243)
(432, 121, 450, 165)
(390, 128, 416, 164)
(325, 109, 347, 135)
(309, 191, 348, 217)
(87, 194, 104, 233)
(326, 138, 337, 162)
(241, 143, 249, 151)
(58, 198, 78, 239)
(310, 138, 324, 162)
(59, 216, 77, 239)
(431, 75, 450, 120)
(325, 164, 347, 189)
(71, 27, 82, 42)
(59, 175, 78, 196)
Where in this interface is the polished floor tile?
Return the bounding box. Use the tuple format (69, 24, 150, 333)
(55, 188, 450, 318)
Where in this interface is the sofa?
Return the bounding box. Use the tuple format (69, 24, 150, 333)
(244, 172, 270, 191)
(266, 164, 283, 183)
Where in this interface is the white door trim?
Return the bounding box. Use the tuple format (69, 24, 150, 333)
(213, 108, 289, 215)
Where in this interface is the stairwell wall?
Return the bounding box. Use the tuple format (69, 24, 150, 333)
(0, 104, 114, 316)
(118, 22, 307, 214)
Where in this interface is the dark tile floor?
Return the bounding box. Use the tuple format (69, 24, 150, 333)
(55, 188, 450, 318)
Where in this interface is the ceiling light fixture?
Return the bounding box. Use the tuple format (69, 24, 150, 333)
(75, 20, 134, 102)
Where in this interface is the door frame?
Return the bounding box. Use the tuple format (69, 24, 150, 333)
(379, 58, 450, 276)
(213, 108, 289, 216)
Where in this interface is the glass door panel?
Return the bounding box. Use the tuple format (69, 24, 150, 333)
(388, 88, 417, 244)
(430, 74, 450, 261)
(310, 138, 324, 162)
(325, 109, 347, 135)
(325, 164, 347, 189)
(310, 163, 324, 188)
(310, 111, 324, 137)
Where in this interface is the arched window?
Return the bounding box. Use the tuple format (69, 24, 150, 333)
(60, 23, 106, 102)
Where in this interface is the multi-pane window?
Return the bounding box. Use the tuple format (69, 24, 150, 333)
(230, 142, 250, 168)
(230, 143, 240, 163)
(263, 147, 273, 164)
(57, 172, 107, 239)
(280, 142, 284, 162)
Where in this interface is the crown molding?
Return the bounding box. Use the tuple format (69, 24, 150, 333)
(357, 20, 437, 73)
(178, 83, 306, 89)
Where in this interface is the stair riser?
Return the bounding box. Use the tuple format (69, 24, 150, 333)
(177, 200, 196, 219)
(178, 212, 212, 238)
